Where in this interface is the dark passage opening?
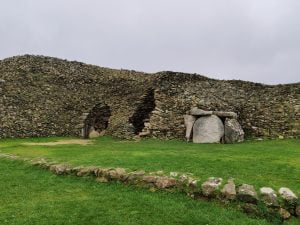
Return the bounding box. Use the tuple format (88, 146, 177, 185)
(83, 104, 111, 139)
(129, 89, 156, 135)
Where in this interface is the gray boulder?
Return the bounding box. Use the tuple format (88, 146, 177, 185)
(183, 115, 196, 141)
(190, 108, 213, 116)
(237, 184, 258, 204)
(201, 177, 223, 197)
(193, 115, 224, 143)
(279, 188, 298, 202)
(221, 178, 236, 200)
(224, 118, 244, 143)
(260, 187, 279, 207)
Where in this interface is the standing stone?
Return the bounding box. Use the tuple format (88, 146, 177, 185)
(260, 187, 279, 207)
(193, 115, 224, 143)
(237, 184, 258, 204)
(183, 115, 196, 141)
(221, 178, 236, 200)
(201, 177, 223, 197)
(224, 118, 244, 143)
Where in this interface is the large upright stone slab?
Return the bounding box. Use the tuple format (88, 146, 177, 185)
(183, 115, 196, 141)
(193, 115, 224, 143)
(224, 118, 244, 143)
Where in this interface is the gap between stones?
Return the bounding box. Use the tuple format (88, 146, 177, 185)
(0, 153, 299, 223)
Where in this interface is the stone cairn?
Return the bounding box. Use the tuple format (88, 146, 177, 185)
(1, 153, 299, 222)
(184, 107, 245, 143)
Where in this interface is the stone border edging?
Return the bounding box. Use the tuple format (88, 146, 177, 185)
(0, 153, 299, 222)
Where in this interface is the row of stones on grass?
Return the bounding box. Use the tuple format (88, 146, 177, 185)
(0, 153, 299, 222)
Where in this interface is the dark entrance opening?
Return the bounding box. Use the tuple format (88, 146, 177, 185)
(129, 89, 156, 135)
(83, 104, 111, 139)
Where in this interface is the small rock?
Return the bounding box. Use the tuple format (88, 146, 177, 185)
(278, 208, 291, 220)
(260, 187, 278, 207)
(127, 171, 145, 182)
(237, 184, 258, 204)
(221, 178, 236, 200)
(96, 177, 108, 183)
(142, 176, 159, 183)
(106, 168, 127, 180)
(296, 205, 300, 216)
(77, 167, 96, 176)
(49, 164, 70, 175)
(242, 203, 259, 215)
(201, 177, 223, 197)
(279, 188, 298, 202)
(155, 177, 177, 189)
(170, 172, 178, 177)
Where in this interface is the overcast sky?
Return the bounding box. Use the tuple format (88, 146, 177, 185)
(1, 0, 299, 84)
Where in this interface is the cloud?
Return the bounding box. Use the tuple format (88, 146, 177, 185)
(0, 0, 299, 84)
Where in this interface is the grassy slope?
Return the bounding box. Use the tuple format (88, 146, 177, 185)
(0, 159, 272, 225)
(1, 137, 299, 194)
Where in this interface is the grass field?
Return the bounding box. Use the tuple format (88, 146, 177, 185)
(1, 137, 299, 193)
(0, 159, 275, 225)
(0, 137, 300, 224)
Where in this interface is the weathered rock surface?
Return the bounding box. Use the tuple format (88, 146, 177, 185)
(155, 176, 177, 189)
(224, 118, 244, 143)
(183, 115, 196, 141)
(143, 176, 159, 183)
(237, 184, 258, 204)
(193, 115, 224, 143)
(260, 187, 278, 207)
(201, 177, 223, 197)
(190, 108, 213, 116)
(296, 205, 300, 216)
(49, 164, 71, 175)
(278, 208, 291, 220)
(213, 111, 238, 119)
(279, 188, 298, 202)
(221, 178, 236, 200)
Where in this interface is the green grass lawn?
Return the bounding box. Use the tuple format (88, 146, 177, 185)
(1, 136, 299, 194)
(0, 159, 275, 225)
(1, 137, 300, 225)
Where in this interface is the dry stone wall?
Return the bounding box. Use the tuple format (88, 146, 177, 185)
(0, 55, 299, 139)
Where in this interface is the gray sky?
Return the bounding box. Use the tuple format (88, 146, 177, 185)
(1, 0, 300, 84)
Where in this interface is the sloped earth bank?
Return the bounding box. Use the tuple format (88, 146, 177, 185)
(0, 153, 299, 224)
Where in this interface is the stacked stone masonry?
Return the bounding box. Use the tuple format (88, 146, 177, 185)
(0, 55, 299, 139)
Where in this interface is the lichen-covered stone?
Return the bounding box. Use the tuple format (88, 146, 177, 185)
(201, 177, 223, 197)
(224, 118, 244, 143)
(221, 178, 236, 200)
(155, 177, 177, 189)
(193, 115, 224, 143)
(279, 188, 298, 202)
(296, 204, 300, 216)
(278, 208, 291, 220)
(260, 187, 279, 207)
(237, 184, 258, 204)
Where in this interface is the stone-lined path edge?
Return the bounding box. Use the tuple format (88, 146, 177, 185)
(0, 153, 299, 223)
